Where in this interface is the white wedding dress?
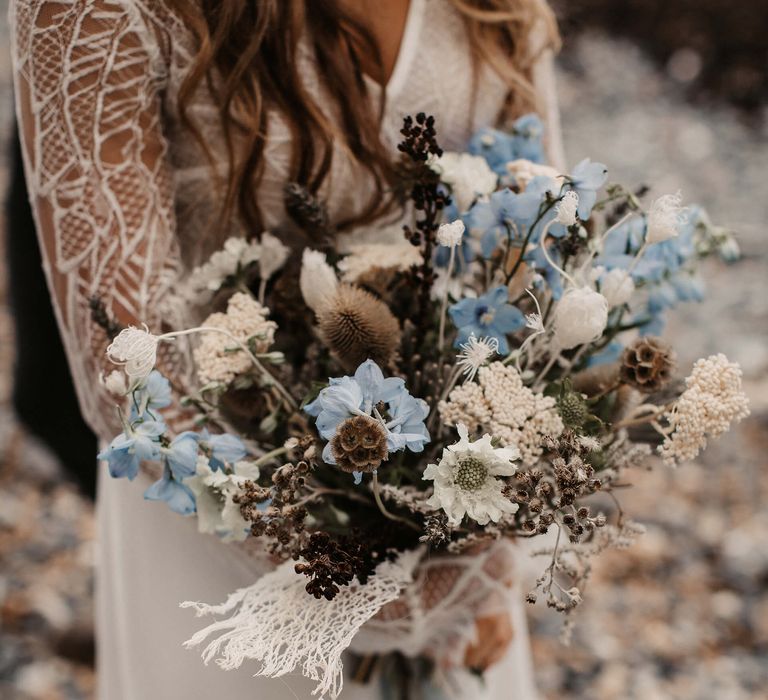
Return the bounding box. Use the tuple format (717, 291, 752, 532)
(10, 0, 565, 697)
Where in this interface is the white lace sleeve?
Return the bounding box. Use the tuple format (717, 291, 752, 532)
(10, 0, 184, 441)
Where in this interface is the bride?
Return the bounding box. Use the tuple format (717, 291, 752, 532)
(10, 0, 563, 697)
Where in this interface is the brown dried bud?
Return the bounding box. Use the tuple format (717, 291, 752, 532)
(330, 415, 388, 473)
(317, 284, 401, 371)
(620, 336, 676, 393)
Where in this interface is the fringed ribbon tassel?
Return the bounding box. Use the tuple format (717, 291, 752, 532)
(181, 550, 421, 699)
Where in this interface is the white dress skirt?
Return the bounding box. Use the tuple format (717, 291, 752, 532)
(96, 470, 540, 699)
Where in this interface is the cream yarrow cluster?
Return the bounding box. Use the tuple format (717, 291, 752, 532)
(659, 354, 749, 465)
(439, 362, 564, 465)
(194, 293, 277, 385)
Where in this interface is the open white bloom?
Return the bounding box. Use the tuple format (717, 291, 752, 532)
(299, 249, 339, 314)
(659, 354, 749, 466)
(424, 424, 519, 526)
(436, 220, 466, 248)
(646, 191, 686, 244)
(553, 287, 609, 350)
(338, 242, 422, 283)
(258, 232, 290, 281)
(100, 369, 128, 397)
(600, 268, 635, 307)
(430, 152, 498, 212)
(185, 456, 261, 542)
(555, 191, 579, 226)
(456, 335, 499, 382)
(194, 293, 277, 385)
(525, 312, 545, 333)
(194, 237, 262, 295)
(506, 159, 562, 190)
(106, 325, 160, 387)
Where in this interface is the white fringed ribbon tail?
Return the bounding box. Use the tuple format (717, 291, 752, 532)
(180, 549, 422, 699)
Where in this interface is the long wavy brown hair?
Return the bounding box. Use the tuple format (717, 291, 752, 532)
(166, 0, 559, 243)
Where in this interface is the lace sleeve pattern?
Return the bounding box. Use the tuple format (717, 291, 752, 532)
(10, 0, 185, 440)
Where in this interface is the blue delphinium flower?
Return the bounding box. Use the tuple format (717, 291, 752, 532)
(586, 341, 624, 368)
(469, 113, 545, 175)
(567, 159, 608, 220)
(467, 176, 559, 259)
(525, 242, 565, 301)
(97, 419, 165, 480)
(449, 286, 525, 354)
(145, 465, 196, 515)
(133, 370, 172, 415)
(199, 429, 248, 471)
(162, 431, 200, 480)
(305, 359, 430, 465)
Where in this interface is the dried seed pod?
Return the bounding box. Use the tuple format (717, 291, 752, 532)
(330, 415, 389, 473)
(620, 336, 676, 393)
(317, 284, 401, 371)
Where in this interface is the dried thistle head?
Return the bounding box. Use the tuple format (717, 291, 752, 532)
(317, 284, 401, 371)
(330, 415, 388, 473)
(620, 336, 676, 393)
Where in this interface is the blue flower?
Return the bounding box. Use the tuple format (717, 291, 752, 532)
(568, 159, 608, 219)
(144, 465, 196, 515)
(469, 113, 546, 175)
(525, 243, 565, 301)
(199, 430, 248, 471)
(98, 420, 165, 480)
(305, 360, 430, 465)
(133, 370, 171, 416)
(586, 341, 624, 368)
(162, 431, 200, 480)
(449, 286, 525, 354)
(466, 177, 559, 259)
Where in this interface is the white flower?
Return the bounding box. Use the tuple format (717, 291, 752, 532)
(600, 268, 635, 308)
(525, 313, 545, 333)
(659, 354, 749, 465)
(184, 457, 261, 542)
(338, 242, 422, 283)
(196, 238, 262, 294)
(555, 191, 579, 226)
(456, 335, 499, 382)
(646, 191, 686, 244)
(100, 369, 128, 397)
(430, 152, 498, 212)
(552, 287, 609, 350)
(424, 424, 520, 526)
(258, 232, 290, 281)
(299, 249, 339, 314)
(106, 325, 160, 387)
(506, 159, 563, 190)
(436, 220, 466, 248)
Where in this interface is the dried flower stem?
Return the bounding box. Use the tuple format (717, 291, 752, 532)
(371, 471, 421, 532)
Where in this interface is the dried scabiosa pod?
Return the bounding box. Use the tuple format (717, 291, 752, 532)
(330, 415, 389, 473)
(620, 336, 676, 393)
(317, 284, 401, 371)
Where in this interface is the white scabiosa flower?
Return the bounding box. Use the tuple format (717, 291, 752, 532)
(600, 268, 635, 308)
(456, 335, 499, 382)
(338, 242, 422, 283)
(555, 191, 579, 226)
(436, 220, 466, 248)
(299, 249, 339, 314)
(258, 232, 290, 281)
(430, 152, 498, 212)
(553, 287, 609, 350)
(106, 326, 160, 387)
(424, 424, 520, 526)
(646, 191, 686, 244)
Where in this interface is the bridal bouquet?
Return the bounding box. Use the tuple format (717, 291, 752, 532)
(96, 113, 748, 697)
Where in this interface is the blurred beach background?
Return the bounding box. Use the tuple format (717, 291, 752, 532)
(0, 2, 766, 698)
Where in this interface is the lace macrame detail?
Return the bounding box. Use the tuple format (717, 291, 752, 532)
(9, 0, 564, 445)
(181, 550, 422, 700)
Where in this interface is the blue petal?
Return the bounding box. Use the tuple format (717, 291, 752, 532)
(208, 433, 247, 471)
(492, 304, 526, 332)
(353, 472, 363, 485)
(165, 432, 200, 479)
(449, 297, 479, 328)
(144, 475, 196, 515)
(98, 443, 140, 481)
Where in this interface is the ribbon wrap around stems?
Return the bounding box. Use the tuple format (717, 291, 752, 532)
(182, 541, 516, 699)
